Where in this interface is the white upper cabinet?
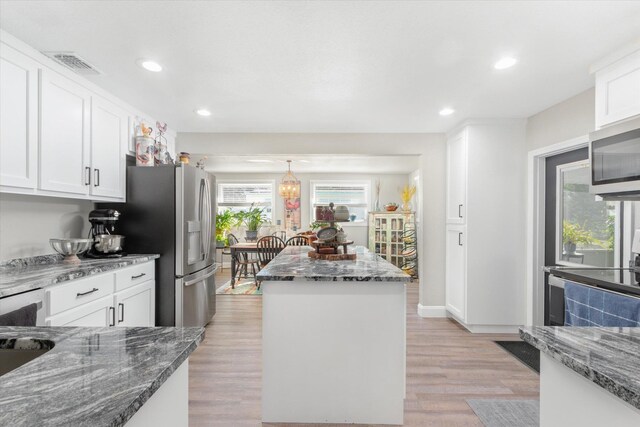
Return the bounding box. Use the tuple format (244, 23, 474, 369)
(446, 129, 467, 224)
(39, 69, 91, 195)
(91, 96, 127, 199)
(0, 45, 39, 189)
(594, 48, 640, 128)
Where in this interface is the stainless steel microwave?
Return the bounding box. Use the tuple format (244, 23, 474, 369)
(589, 116, 640, 199)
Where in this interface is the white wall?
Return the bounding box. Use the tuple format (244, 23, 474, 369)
(178, 132, 446, 308)
(526, 88, 595, 152)
(0, 193, 93, 260)
(213, 172, 411, 247)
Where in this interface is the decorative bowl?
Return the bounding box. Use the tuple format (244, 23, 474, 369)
(49, 238, 93, 264)
(384, 203, 399, 212)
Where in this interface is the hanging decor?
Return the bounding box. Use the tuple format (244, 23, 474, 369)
(278, 160, 300, 199)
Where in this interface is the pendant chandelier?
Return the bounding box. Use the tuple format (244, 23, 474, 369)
(278, 160, 300, 200)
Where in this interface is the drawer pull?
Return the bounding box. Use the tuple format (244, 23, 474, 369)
(77, 288, 99, 297)
(131, 273, 146, 279)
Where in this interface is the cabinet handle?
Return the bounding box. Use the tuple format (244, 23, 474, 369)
(109, 306, 115, 326)
(94, 169, 100, 187)
(458, 232, 463, 246)
(458, 204, 463, 218)
(77, 287, 99, 297)
(84, 167, 91, 186)
(118, 303, 124, 323)
(131, 273, 146, 279)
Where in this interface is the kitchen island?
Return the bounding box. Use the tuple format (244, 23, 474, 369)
(0, 326, 203, 426)
(520, 326, 640, 427)
(256, 245, 411, 425)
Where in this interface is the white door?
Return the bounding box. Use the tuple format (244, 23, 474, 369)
(46, 296, 113, 327)
(114, 280, 155, 327)
(0, 45, 39, 189)
(446, 131, 467, 224)
(91, 96, 127, 199)
(40, 69, 90, 195)
(445, 225, 466, 321)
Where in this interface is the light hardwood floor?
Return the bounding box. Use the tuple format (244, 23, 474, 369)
(189, 270, 539, 426)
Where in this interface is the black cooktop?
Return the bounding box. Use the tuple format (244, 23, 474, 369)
(549, 267, 640, 297)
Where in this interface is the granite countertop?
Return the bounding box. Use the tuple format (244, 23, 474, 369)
(520, 325, 640, 410)
(256, 245, 411, 282)
(0, 326, 204, 426)
(0, 254, 160, 298)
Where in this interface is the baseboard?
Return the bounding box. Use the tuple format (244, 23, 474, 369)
(462, 324, 521, 334)
(444, 314, 521, 334)
(417, 304, 447, 318)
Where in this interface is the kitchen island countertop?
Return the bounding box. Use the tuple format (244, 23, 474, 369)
(0, 254, 160, 298)
(520, 325, 640, 410)
(0, 326, 204, 426)
(256, 245, 411, 282)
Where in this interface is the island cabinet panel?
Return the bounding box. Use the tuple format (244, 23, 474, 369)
(39, 69, 91, 196)
(262, 281, 406, 425)
(0, 45, 38, 190)
(46, 295, 113, 327)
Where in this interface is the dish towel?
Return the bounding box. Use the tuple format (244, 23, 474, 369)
(564, 281, 640, 327)
(0, 303, 38, 326)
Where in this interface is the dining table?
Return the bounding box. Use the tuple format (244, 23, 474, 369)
(229, 242, 259, 286)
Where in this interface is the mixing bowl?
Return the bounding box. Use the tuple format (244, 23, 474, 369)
(49, 238, 93, 264)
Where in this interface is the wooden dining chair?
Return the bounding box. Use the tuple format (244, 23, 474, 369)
(272, 230, 287, 240)
(257, 236, 285, 268)
(285, 235, 310, 246)
(228, 233, 259, 289)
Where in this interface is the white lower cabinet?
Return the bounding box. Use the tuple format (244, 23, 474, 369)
(46, 296, 113, 327)
(445, 225, 466, 322)
(45, 261, 156, 327)
(115, 280, 155, 327)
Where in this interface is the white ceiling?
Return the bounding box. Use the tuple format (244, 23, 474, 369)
(195, 155, 419, 174)
(1, 1, 640, 133)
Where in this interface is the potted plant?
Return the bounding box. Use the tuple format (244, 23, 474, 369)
(235, 205, 267, 241)
(562, 220, 594, 254)
(215, 209, 235, 246)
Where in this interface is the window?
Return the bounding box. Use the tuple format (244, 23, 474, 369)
(310, 180, 370, 225)
(217, 181, 274, 220)
(557, 161, 619, 267)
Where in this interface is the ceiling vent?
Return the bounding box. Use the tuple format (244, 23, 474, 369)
(43, 52, 102, 75)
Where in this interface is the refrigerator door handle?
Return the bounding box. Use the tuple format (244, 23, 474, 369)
(184, 264, 218, 287)
(198, 178, 206, 261)
(203, 177, 212, 262)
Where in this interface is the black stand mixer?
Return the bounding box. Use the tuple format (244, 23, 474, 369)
(85, 209, 126, 258)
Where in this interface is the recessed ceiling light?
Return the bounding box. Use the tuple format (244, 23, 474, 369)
(297, 160, 311, 163)
(247, 159, 274, 163)
(195, 109, 211, 117)
(136, 59, 162, 72)
(439, 107, 455, 116)
(494, 57, 517, 70)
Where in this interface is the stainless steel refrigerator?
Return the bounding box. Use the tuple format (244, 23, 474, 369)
(100, 162, 216, 327)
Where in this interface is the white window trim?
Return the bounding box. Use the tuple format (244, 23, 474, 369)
(555, 160, 620, 267)
(217, 179, 276, 217)
(309, 179, 371, 227)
